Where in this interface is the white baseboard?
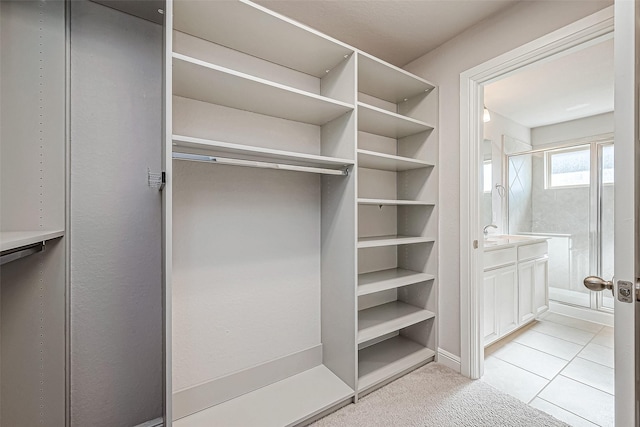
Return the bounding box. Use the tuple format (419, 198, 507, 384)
(134, 417, 163, 427)
(436, 348, 461, 372)
(549, 301, 614, 327)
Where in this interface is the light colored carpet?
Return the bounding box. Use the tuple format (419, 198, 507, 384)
(312, 363, 570, 427)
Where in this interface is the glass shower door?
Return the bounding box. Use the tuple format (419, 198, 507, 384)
(506, 140, 614, 311)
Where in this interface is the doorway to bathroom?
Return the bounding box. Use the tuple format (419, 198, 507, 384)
(471, 14, 616, 426)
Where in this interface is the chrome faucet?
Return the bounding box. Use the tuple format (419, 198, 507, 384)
(483, 224, 498, 236)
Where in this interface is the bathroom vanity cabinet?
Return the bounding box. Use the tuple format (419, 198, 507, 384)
(483, 237, 549, 347)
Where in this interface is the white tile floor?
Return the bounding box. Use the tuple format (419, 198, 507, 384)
(482, 312, 614, 427)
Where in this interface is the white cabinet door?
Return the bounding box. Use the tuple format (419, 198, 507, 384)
(518, 261, 536, 324)
(517, 260, 535, 324)
(495, 265, 518, 337)
(534, 257, 549, 315)
(483, 272, 498, 344)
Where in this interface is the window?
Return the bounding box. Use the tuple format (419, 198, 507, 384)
(601, 144, 614, 184)
(483, 160, 492, 193)
(545, 145, 591, 188)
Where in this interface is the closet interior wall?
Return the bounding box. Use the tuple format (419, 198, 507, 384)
(0, 1, 66, 425)
(69, 1, 163, 425)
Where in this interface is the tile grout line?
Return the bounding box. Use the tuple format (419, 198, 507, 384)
(512, 318, 609, 362)
(485, 314, 614, 426)
(535, 396, 600, 427)
(527, 322, 601, 401)
(525, 319, 613, 426)
(574, 354, 614, 370)
(528, 320, 602, 346)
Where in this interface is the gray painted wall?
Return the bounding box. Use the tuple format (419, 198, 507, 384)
(70, 1, 163, 425)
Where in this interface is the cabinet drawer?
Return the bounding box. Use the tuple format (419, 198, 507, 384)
(484, 247, 516, 270)
(518, 241, 548, 261)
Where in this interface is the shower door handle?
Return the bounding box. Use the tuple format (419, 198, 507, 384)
(583, 276, 613, 292)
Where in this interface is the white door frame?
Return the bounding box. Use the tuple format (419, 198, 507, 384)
(458, 6, 614, 379)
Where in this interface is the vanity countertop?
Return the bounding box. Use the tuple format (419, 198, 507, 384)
(484, 234, 548, 249)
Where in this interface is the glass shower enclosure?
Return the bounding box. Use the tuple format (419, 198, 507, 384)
(506, 138, 614, 312)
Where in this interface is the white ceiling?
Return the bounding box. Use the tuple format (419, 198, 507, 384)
(484, 37, 614, 128)
(254, 0, 519, 67)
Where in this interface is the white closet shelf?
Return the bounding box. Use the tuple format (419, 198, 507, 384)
(173, 365, 353, 427)
(173, 0, 353, 79)
(358, 268, 435, 296)
(358, 336, 435, 391)
(357, 149, 434, 171)
(357, 235, 435, 249)
(358, 301, 435, 344)
(358, 198, 434, 206)
(358, 102, 434, 139)
(0, 230, 64, 253)
(358, 53, 435, 103)
(172, 135, 354, 170)
(173, 53, 354, 126)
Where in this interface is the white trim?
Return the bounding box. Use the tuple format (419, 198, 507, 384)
(549, 301, 614, 327)
(134, 418, 163, 427)
(459, 6, 614, 380)
(436, 348, 461, 373)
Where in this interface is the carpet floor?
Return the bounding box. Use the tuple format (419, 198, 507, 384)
(312, 363, 570, 427)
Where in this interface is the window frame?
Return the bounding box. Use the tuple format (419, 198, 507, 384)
(544, 144, 592, 189)
(600, 142, 615, 186)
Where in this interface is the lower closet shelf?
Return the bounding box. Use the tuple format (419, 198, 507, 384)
(359, 336, 436, 392)
(358, 301, 435, 344)
(173, 365, 354, 427)
(358, 268, 435, 296)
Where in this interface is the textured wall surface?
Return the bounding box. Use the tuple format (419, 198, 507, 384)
(70, 2, 163, 425)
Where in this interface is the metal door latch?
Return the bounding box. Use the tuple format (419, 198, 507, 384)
(148, 169, 165, 191)
(617, 280, 634, 303)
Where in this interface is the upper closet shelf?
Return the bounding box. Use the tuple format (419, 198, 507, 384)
(358, 53, 435, 103)
(0, 230, 64, 265)
(173, 54, 354, 126)
(173, 0, 353, 78)
(357, 149, 434, 171)
(172, 135, 354, 171)
(0, 230, 64, 253)
(358, 199, 434, 206)
(358, 102, 434, 139)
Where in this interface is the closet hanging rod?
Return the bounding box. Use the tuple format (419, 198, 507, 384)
(172, 152, 349, 176)
(0, 242, 44, 266)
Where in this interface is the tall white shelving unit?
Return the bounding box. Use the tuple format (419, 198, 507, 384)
(356, 52, 439, 394)
(163, 1, 438, 425)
